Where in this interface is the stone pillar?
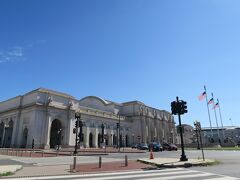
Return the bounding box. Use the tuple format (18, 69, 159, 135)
(94, 128, 99, 148)
(43, 116, 51, 149)
(109, 130, 114, 146)
(10, 118, 18, 148)
(65, 111, 73, 146)
(84, 126, 89, 148)
(142, 117, 147, 144)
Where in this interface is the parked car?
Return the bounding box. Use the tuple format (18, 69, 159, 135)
(137, 143, 149, 150)
(131, 144, 138, 149)
(163, 143, 178, 151)
(148, 142, 163, 152)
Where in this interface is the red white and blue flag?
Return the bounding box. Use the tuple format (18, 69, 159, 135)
(208, 98, 214, 104)
(213, 102, 219, 109)
(198, 91, 206, 101)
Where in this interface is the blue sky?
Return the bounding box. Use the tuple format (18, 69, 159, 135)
(0, 0, 240, 127)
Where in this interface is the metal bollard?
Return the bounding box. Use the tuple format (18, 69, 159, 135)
(99, 156, 102, 168)
(125, 155, 128, 167)
(73, 156, 77, 172)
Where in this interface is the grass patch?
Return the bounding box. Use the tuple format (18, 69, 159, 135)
(0, 172, 14, 177)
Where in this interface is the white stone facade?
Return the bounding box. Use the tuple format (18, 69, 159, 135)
(0, 88, 176, 149)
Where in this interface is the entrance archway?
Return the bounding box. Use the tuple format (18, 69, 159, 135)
(3, 120, 13, 148)
(98, 133, 101, 147)
(105, 135, 109, 146)
(120, 134, 123, 147)
(113, 134, 117, 146)
(89, 133, 93, 148)
(50, 119, 62, 148)
(21, 128, 28, 148)
(125, 135, 129, 147)
(0, 122, 4, 147)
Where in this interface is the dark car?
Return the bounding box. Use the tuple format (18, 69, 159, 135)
(148, 142, 163, 152)
(137, 143, 149, 150)
(163, 143, 178, 151)
(131, 144, 138, 149)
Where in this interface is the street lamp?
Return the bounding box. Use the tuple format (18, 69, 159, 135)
(74, 112, 81, 155)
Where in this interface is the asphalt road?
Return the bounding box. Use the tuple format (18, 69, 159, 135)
(1, 149, 240, 178)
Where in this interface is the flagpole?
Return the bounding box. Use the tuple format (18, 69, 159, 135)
(212, 93, 220, 143)
(217, 99, 225, 141)
(204, 86, 213, 139)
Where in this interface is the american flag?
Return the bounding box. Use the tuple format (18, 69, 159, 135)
(208, 98, 214, 104)
(213, 102, 219, 109)
(198, 91, 206, 101)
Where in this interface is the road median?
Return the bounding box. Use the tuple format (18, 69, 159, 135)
(138, 158, 218, 168)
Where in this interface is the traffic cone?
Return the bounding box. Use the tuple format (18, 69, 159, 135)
(150, 148, 154, 159)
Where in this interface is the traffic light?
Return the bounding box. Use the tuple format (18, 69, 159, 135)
(116, 123, 119, 128)
(180, 101, 188, 114)
(75, 120, 79, 128)
(171, 101, 177, 115)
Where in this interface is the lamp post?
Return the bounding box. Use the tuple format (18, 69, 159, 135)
(194, 121, 205, 161)
(74, 112, 81, 155)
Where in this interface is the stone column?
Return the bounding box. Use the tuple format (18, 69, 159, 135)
(142, 117, 147, 144)
(109, 130, 114, 146)
(10, 118, 18, 148)
(43, 116, 51, 149)
(65, 110, 73, 147)
(84, 126, 89, 148)
(94, 128, 99, 148)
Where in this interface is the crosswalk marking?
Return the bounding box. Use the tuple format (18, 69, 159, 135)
(8, 168, 240, 180)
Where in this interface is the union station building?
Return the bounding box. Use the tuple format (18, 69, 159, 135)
(0, 88, 176, 149)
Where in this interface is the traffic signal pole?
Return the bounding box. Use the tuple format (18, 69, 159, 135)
(171, 97, 188, 162)
(74, 112, 81, 155)
(177, 97, 188, 161)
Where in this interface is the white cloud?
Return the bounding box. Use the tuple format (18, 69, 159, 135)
(0, 40, 46, 64)
(0, 47, 25, 63)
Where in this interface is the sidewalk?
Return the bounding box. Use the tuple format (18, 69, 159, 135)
(9, 161, 153, 177)
(138, 157, 217, 168)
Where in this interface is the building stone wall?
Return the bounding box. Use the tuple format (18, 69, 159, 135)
(0, 88, 176, 149)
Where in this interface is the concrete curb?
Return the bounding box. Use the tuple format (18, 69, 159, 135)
(138, 158, 218, 168)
